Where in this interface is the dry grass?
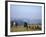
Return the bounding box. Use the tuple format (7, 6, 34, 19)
(10, 25, 42, 32)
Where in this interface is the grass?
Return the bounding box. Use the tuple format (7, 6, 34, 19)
(10, 24, 42, 32)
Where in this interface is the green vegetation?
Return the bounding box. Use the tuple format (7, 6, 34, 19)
(10, 24, 42, 32)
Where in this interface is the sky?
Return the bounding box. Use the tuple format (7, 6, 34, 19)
(10, 4, 42, 21)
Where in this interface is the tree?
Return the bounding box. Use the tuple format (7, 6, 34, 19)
(10, 21, 14, 28)
(24, 22, 28, 30)
(15, 22, 18, 27)
(24, 22, 27, 27)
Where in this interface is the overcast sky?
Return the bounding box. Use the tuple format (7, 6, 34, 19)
(10, 4, 42, 20)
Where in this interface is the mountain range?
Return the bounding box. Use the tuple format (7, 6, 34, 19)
(11, 18, 42, 25)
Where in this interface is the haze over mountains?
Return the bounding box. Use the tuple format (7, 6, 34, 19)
(10, 5, 42, 25)
(11, 18, 41, 25)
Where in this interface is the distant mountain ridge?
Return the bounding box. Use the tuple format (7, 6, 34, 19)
(11, 18, 41, 25)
